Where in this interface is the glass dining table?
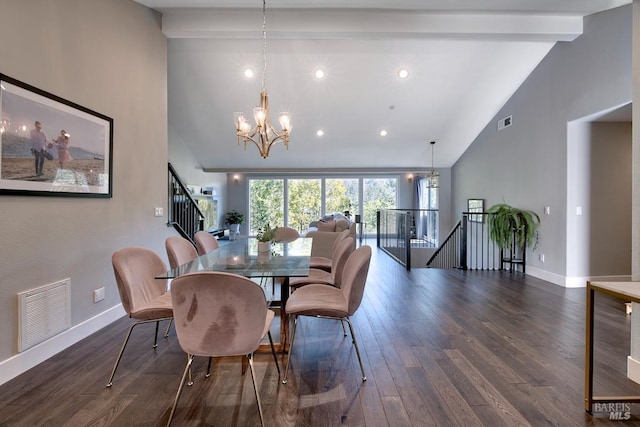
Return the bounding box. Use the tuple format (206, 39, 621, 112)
(156, 237, 312, 352)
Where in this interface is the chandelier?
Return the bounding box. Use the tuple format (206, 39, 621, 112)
(426, 140, 439, 188)
(233, 0, 292, 159)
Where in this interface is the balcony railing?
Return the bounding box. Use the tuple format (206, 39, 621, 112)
(377, 208, 439, 270)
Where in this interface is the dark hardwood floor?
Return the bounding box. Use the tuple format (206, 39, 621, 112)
(1, 244, 640, 426)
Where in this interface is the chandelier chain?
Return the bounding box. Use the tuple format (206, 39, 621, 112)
(261, 0, 267, 91)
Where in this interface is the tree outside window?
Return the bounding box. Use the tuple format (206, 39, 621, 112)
(249, 179, 283, 235)
(326, 178, 359, 218)
(363, 178, 397, 233)
(288, 179, 321, 232)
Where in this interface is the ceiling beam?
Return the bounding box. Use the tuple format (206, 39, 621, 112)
(161, 9, 583, 42)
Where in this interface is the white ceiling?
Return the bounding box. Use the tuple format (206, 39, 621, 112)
(135, 0, 630, 172)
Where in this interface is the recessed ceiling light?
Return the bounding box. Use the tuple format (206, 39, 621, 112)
(316, 130, 324, 136)
(314, 69, 325, 79)
(380, 130, 388, 136)
(398, 68, 409, 79)
(244, 68, 254, 78)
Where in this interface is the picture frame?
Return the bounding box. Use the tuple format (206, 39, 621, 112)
(467, 198, 484, 223)
(0, 73, 113, 197)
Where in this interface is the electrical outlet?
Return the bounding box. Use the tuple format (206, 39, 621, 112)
(154, 207, 164, 217)
(539, 253, 545, 262)
(93, 287, 105, 303)
(544, 206, 550, 215)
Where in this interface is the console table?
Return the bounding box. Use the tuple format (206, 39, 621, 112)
(585, 281, 640, 413)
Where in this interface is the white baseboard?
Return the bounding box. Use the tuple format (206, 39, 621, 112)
(526, 267, 631, 288)
(0, 304, 125, 386)
(628, 356, 640, 384)
(564, 274, 632, 288)
(525, 266, 566, 287)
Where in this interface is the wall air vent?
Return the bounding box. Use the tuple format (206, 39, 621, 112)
(18, 278, 71, 352)
(497, 115, 512, 130)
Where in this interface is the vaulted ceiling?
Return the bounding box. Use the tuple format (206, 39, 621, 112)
(134, 0, 630, 172)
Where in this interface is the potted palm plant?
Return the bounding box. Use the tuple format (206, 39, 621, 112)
(487, 203, 540, 251)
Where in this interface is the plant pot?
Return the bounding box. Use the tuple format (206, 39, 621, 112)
(257, 241, 271, 253)
(229, 223, 240, 233)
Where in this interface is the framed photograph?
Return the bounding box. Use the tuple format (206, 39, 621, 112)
(0, 73, 113, 197)
(467, 198, 484, 223)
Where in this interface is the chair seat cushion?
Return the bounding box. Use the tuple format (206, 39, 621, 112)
(309, 256, 332, 271)
(130, 291, 173, 320)
(285, 284, 347, 318)
(289, 269, 333, 289)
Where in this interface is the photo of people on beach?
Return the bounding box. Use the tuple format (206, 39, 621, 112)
(0, 75, 112, 196)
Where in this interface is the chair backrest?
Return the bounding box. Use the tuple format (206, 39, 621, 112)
(165, 236, 198, 269)
(170, 271, 268, 357)
(273, 226, 299, 243)
(339, 245, 372, 315)
(194, 230, 220, 256)
(112, 246, 168, 315)
(330, 237, 355, 287)
(330, 228, 351, 255)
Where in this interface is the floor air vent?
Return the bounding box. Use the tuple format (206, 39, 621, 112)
(18, 278, 71, 352)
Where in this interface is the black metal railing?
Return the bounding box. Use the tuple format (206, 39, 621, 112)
(426, 220, 463, 269)
(377, 208, 439, 270)
(426, 212, 520, 271)
(168, 163, 204, 243)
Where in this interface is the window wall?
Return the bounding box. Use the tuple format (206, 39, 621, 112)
(363, 178, 397, 234)
(248, 179, 283, 235)
(248, 176, 397, 235)
(288, 179, 321, 232)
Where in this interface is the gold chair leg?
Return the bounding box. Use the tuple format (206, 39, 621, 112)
(106, 322, 138, 387)
(164, 318, 173, 338)
(345, 317, 367, 381)
(106, 317, 173, 387)
(248, 353, 265, 427)
(187, 353, 194, 386)
(282, 315, 298, 384)
(167, 355, 194, 427)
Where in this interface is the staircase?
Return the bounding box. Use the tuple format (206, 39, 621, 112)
(167, 163, 204, 243)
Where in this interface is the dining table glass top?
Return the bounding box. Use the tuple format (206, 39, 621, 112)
(156, 237, 312, 279)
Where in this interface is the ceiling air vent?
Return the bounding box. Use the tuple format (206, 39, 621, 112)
(497, 115, 512, 130)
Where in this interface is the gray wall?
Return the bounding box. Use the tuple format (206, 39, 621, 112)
(452, 5, 632, 285)
(0, 0, 173, 378)
(566, 121, 631, 280)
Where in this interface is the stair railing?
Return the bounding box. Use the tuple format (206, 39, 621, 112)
(168, 163, 204, 243)
(427, 212, 503, 270)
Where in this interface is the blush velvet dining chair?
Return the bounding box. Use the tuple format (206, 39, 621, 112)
(289, 236, 355, 290)
(165, 236, 198, 269)
(273, 226, 300, 243)
(309, 228, 350, 271)
(107, 246, 173, 387)
(194, 230, 219, 256)
(282, 245, 372, 385)
(166, 271, 280, 426)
